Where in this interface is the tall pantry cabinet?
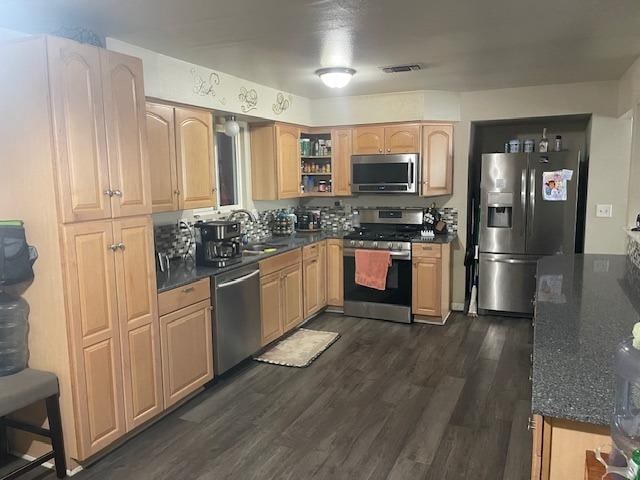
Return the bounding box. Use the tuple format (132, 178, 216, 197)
(0, 35, 160, 465)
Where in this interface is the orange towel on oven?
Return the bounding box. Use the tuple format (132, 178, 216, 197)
(355, 249, 392, 291)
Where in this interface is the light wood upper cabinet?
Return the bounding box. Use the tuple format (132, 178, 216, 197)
(353, 126, 385, 155)
(112, 216, 162, 430)
(101, 50, 151, 218)
(250, 123, 301, 200)
(327, 239, 344, 307)
(331, 128, 353, 196)
(61, 220, 125, 458)
(175, 107, 217, 209)
(159, 300, 214, 408)
(259, 271, 282, 346)
(385, 124, 421, 153)
(47, 36, 112, 223)
(282, 263, 303, 333)
(146, 103, 178, 212)
(276, 124, 301, 199)
(422, 124, 453, 197)
(412, 257, 441, 316)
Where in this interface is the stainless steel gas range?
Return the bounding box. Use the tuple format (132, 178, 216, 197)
(342, 208, 423, 324)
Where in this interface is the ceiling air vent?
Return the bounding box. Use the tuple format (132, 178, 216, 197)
(380, 64, 422, 73)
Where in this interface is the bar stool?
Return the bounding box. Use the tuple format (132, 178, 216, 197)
(0, 369, 66, 479)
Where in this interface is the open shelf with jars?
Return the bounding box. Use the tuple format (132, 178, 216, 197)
(300, 131, 333, 195)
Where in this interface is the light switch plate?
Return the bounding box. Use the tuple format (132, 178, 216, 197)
(596, 204, 613, 218)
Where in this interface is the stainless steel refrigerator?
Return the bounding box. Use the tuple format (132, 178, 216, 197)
(478, 151, 580, 315)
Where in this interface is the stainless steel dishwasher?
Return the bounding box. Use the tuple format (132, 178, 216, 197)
(211, 263, 261, 375)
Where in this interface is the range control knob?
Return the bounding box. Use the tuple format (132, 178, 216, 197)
(372, 241, 378, 248)
(387, 242, 393, 248)
(358, 240, 364, 247)
(350, 240, 356, 247)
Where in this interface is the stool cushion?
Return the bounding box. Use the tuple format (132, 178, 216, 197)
(0, 368, 59, 417)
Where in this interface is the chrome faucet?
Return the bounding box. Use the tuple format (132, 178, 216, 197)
(227, 209, 258, 223)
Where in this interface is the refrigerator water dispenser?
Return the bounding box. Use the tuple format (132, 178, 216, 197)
(487, 192, 513, 228)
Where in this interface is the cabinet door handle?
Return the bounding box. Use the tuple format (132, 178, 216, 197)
(108, 244, 118, 251)
(116, 242, 125, 250)
(104, 189, 114, 197)
(182, 286, 195, 293)
(387, 148, 391, 152)
(174, 190, 181, 196)
(112, 189, 122, 197)
(527, 417, 536, 431)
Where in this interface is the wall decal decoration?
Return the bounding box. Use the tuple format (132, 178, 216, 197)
(51, 26, 104, 47)
(239, 87, 258, 112)
(192, 67, 221, 97)
(272, 92, 292, 115)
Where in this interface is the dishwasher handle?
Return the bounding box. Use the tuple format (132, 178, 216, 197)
(216, 269, 260, 289)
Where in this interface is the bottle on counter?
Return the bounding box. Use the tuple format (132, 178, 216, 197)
(612, 323, 640, 459)
(539, 128, 549, 153)
(554, 135, 563, 152)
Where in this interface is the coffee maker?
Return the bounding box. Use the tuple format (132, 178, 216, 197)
(194, 220, 243, 268)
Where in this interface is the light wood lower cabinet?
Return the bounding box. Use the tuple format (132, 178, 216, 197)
(159, 300, 214, 408)
(62, 216, 160, 458)
(411, 243, 451, 323)
(260, 272, 283, 345)
(259, 250, 303, 346)
(319, 242, 328, 308)
(327, 239, 344, 307)
(112, 217, 163, 430)
(303, 242, 327, 319)
(530, 415, 610, 480)
(282, 263, 304, 332)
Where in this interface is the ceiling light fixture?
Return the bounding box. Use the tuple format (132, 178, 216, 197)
(316, 67, 356, 88)
(224, 115, 240, 137)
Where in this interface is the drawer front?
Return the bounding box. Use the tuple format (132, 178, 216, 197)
(158, 278, 211, 316)
(259, 248, 302, 277)
(302, 241, 321, 260)
(412, 243, 442, 258)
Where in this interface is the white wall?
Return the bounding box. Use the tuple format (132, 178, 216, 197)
(106, 38, 312, 126)
(105, 36, 634, 304)
(311, 81, 626, 304)
(584, 115, 632, 253)
(310, 90, 461, 125)
(619, 58, 640, 227)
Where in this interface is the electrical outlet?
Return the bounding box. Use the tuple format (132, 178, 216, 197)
(596, 204, 613, 218)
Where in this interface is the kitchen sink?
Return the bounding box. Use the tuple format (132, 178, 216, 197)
(244, 244, 269, 251)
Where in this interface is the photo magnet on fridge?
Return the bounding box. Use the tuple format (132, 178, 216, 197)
(542, 171, 567, 201)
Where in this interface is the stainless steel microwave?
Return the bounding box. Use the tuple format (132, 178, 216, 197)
(351, 154, 419, 194)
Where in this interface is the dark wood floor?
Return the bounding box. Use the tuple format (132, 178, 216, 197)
(28, 312, 533, 480)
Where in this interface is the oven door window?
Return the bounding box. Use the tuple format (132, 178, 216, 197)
(343, 255, 412, 306)
(352, 163, 411, 184)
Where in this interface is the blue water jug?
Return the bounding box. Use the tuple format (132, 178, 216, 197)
(0, 292, 29, 376)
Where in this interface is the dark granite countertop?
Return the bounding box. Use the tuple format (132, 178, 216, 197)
(410, 233, 457, 244)
(157, 230, 456, 293)
(156, 231, 346, 293)
(532, 254, 640, 426)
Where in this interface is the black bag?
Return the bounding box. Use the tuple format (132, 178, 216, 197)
(0, 223, 38, 287)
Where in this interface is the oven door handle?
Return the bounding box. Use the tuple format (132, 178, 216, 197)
(343, 248, 411, 261)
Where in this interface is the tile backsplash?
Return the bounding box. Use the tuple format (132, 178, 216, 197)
(153, 204, 459, 256)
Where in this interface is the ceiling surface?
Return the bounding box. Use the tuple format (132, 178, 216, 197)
(2, 0, 640, 98)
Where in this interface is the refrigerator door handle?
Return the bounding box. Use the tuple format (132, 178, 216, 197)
(521, 168, 527, 239)
(529, 167, 536, 239)
(483, 257, 538, 265)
